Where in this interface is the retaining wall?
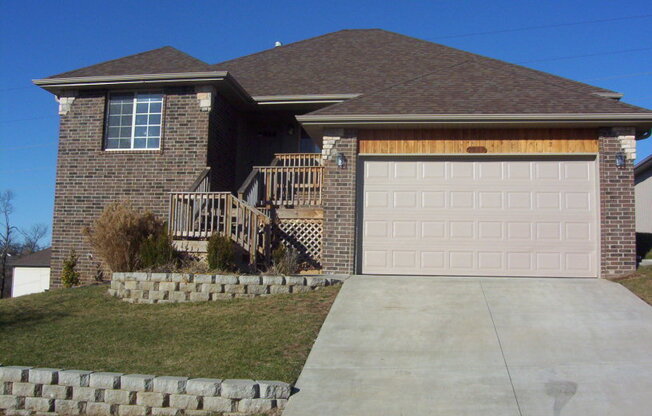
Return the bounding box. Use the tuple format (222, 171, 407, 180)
(0, 366, 290, 415)
(109, 272, 347, 304)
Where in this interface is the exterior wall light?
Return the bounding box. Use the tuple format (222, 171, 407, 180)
(615, 151, 626, 168)
(336, 152, 347, 169)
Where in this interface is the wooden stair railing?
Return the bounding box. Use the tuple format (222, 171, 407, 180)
(168, 192, 270, 263)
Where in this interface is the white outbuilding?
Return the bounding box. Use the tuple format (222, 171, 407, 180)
(10, 248, 51, 297)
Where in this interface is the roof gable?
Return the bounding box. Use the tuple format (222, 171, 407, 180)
(48, 46, 213, 79)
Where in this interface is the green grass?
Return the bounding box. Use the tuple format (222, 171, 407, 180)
(0, 284, 340, 383)
(614, 266, 652, 305)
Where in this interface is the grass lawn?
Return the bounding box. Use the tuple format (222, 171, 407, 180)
(613, 266, 652, 305)
(0, 284, 340, 383)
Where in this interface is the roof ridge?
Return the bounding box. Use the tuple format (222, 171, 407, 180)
(212, 29, 381, 67)
(368, 29, 616, 95)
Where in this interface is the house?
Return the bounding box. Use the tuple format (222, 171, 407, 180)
(33, 29, 652, 285)
(9, 248, 51, 297)
(635, 154, 652, 262)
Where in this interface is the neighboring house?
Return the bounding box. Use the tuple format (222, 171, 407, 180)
(9, 248, 51, 297)
(635, 154, 652, 234)
(33, 29, 652, 284)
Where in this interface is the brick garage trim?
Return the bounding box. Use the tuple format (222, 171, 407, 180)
(599, 127, 637, 277)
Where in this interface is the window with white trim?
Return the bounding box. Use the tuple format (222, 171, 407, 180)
(105, 92, 163, 150)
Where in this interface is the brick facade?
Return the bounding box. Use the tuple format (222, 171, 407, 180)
(321, 129, 358, 274)
(599, 127, 637, 277)
(50, 87, 237, 286)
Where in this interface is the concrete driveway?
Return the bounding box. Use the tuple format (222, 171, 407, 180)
(283, 275, 652, 416)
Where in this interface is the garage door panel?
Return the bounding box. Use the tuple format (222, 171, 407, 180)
(361, 159, 598, 277)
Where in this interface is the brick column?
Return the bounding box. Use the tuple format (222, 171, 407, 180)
(321, 129, 358, 274)
(599, 127, 637, 277)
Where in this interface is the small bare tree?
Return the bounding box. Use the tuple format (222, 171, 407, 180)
(0, 190, 17, 296)
(19, 223, 48, 255)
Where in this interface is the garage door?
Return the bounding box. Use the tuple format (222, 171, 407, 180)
(360, 158, 598, 277)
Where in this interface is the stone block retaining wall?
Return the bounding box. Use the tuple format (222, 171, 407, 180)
(0, 365, 290, 415)
(109, 272, 347, 304)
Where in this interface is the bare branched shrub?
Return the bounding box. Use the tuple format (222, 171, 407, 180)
(270, 245, 299, 275)
(83, 201, 163, 272)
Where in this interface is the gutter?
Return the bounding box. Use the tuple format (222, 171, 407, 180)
(297, 113, 652, 127)
(253, 94, 361, 105)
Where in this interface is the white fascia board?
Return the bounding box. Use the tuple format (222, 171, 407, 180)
(253, 93, 361, 105)
(32, 71, 230, 87)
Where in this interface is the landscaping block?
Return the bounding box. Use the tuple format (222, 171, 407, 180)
(221, 379, 257, 399)
(136, 392, 167, 407)
(124, 281, 139, 290)
(169, 394, 199, 410)
(179, 282, 198, 292)
(262, 275, 284, 285)
(104, 389, 135, 405)
(169, 291, 187, 302)
(292, 285, 312, 293)
(239, 275, 261, 285)
(89, 372, 123, 389)
(185, 378, 221, 396)
(158, 282, 177, 292)
(202, 396, 234, 412)
(24, 397, 53, 412)
(0, 366, 31, 382)
(200, 284, 222, 293)
(41, 385, 71, 400)
(214, 275, 238, 285)
(113, 272, 125, 281)
(269, 285, 291, 294)
(276, 398, 289, 409)
(107, 289, 118, 297)
(130, 289, 144, 299)
(184, 411, 213, 416)
(0, 394, 20, 410)
(110, 280, 122, 289)
(54, 399, 82, 415)
(211, 293, 234, 300)
(148, 290, 166, 301)
(85, 402, 113, 416)
(170, 273, 192, 283)
(11, 382, 39, 397)
(257, 380, 291, 399)
(72, 386, 101, 402)
(3, 410, 32, 416)
(121, 374, 155, 392)
(130, 272, 150, 282)
(58, 370, 92, 387)
(193, 274, 213, 284)
(238, 398, 274, 413)
(140, 281, 156, 291)
(246, 284, 269, 295)
(285, 275, 305, 286)
(151, 407, 181, 416)
(189, 292, 210, 302)
(224, 285, 245, 294)
(153, 376, 187, 394)
(305, 276, 327, 287)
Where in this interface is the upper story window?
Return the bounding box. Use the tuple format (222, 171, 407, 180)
(105, 92, 163, 150)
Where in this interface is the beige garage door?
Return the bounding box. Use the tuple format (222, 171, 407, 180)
(361, 158, 598, 277)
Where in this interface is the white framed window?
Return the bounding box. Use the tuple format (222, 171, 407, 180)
(105, 92, 163, 150)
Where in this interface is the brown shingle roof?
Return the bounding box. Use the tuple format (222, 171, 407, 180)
(48, 46, 213, 79)
(309, 60, 652, 116)
(10, 248, 51, 268)
(213, 29, 615, 97)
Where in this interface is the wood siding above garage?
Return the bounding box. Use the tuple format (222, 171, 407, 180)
(358, 128, 598, 154)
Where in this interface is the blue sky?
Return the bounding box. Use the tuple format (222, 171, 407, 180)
(1, 0, 651, 244)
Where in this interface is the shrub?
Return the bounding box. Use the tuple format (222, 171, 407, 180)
(207, 234, 236, 271)
(61, 250, 80, 288)
(271, 244, 299, 275)
(83, 201, 163, 272)
(139, 230, 179, 270)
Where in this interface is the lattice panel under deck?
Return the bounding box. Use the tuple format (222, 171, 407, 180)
(274, 219, 323, 267)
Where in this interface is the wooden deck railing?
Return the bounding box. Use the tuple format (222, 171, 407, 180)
(188, 167, 211, 192)
(256, 166, 323, 206)
(168, 192, 270, 262)
(274, 153, 322, 167)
